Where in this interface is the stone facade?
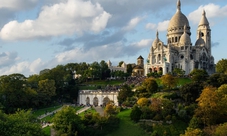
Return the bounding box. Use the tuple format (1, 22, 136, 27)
(144, 0, 215, 76)
(78, 90, 119, 106)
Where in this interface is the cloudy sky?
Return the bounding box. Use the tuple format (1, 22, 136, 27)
(0, 0, 226, 76)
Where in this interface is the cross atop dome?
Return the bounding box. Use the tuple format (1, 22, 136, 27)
(177, 0, 181, 11)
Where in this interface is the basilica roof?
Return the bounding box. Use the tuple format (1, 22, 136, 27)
(168, 0, 190, 31)
(179, 25, 191, 45)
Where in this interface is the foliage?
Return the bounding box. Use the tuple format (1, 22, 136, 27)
(173, 68, 185, 77)
(0, 74, 37, 113)
(37, 79, 56, 106)
(180, 128, 203, 136)
(118, 84, 133, 105)
(215, 122, 227, 136)
(104, 102, 118, 116)
(137, 97, 149, 107)
(142, 78, 158, 94)
(190, 69, 208, 83)
(0, 110, 46, 136)
(180, 82, 203, 104)
(207, 73, 227, 88)
(195, 86, 219, 126)
(216, 58, 227, 74)
(161, 73, 178, 89)
(52, 106, 85, 136)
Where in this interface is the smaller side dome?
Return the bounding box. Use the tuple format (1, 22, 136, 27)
(179, 25, 191, 45)
(195, 31, 205, 46)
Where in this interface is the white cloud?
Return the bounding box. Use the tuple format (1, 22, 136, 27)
(123, 17, 144, 31)
(146, 23, 156, 30)
(146, 20, 169, 31)
(135, 39, 152, 47)
(0, 0, 38, 10)
(0, 52, 19, 67)
(188, 3, 227, 25)
(0, 0, 111, 40)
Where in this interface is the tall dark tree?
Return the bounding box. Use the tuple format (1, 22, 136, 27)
(0, 74, 36, 113)
(118, 84, 133, 105)
(216, 58, 227, 74)
(100, 60, 110, 80)
(180, 82, 203, 104)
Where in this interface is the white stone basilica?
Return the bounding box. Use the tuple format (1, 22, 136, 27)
(144, 0, 215, 75)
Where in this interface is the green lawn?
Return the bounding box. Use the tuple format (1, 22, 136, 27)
(43, 126, 51, 136)
(33, 105, 62, 118)
(106, 109, 149, 136)
(79, 108, 97, 117)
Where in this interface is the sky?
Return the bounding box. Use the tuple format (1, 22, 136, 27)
(0, 0, 226, 77)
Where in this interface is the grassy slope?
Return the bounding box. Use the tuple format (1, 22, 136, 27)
(106, 109, 149, 136)
(33, 105, 62, 118)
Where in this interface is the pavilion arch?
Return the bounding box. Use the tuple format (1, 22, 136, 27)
(154, 67, 157, 73)
(103, 97, 110, 106)
(93, 97, 99, 106)
(86, 97, 90, 106)
(159, 67, 163, 72)
(149, 68, 152, 73)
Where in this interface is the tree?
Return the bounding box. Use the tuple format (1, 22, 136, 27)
(52, 106, 84, 136)
(181, 128, 203, 136)
(127, 64, 133, 75)
(0, 74, 36, 113)
(118, 85, 133, 105)
(207, 73, 227, 88)
(190, 69, 208, 83)
(0, 110, 46, 136)
(180, 82, 203, 104)
(215, 123, 227, 136)
(137, 97, 149, 107)
(37, 79, 56, 106)
(104, 103, 117, 117)
(161, 73, 178, 90)
(100, 60, 110, 80)
(195, 86, 219, 126)
(118, 61, 124, 67)
(142, 78, 158, 94)
(130, 105, 142, 122)
(216, 84, 227, 116)
(173, 68, 185, 77)
(216, 58, 227, 74)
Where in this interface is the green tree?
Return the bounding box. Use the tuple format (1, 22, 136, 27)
(37, 79, 56, 106)
(216, 84, 227, 116)
(100, 60, 110, 80)
(180, 82, 203, 104)
(215, 122, 227, 136)
(130, 105, 142, 122)
(181, 128, 203, 136)
(161, 73, 178, 89)
(173, 68, 185, 77)
(118, 85, 133, 105)
(0, 74, 35, 113)
(142, 78, 158, 94)
(127, 64, 133, 75)
(52, 106, 84, 136)
(190, 69, 208, 83)
(0, 110, 46, 136)
(216, 58, 227, 74)
(207, 73, 227, 88)
(118, 61, 124, 67)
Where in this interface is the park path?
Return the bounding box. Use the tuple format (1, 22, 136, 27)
(41, 106, 91, 128)
(93, 106, 104, 116)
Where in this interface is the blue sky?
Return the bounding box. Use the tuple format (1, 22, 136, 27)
(0, 0, 226, 76)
